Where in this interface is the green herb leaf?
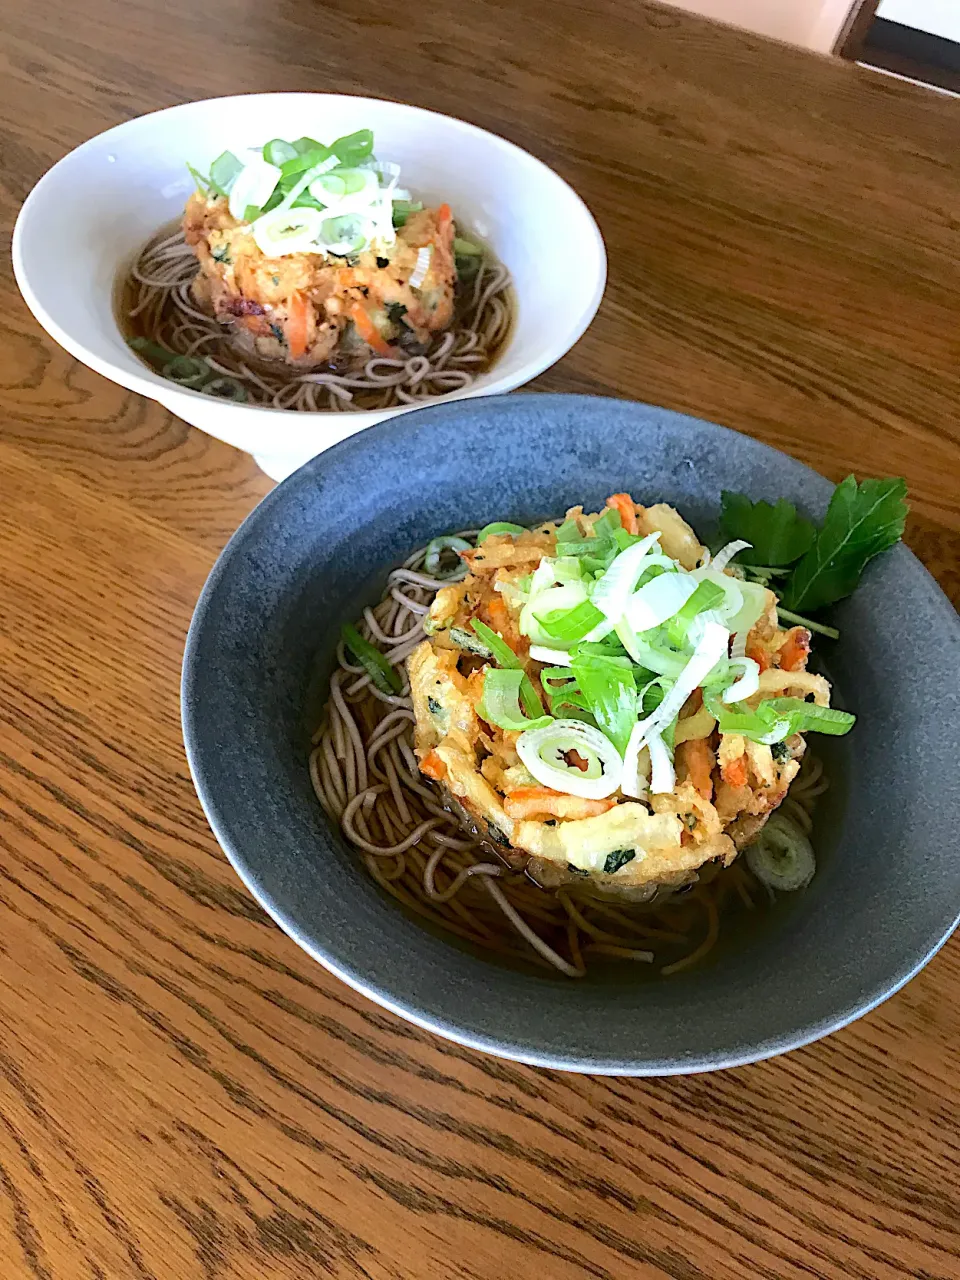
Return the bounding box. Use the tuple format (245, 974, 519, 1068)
(719, 493, 816, 567)
(603, 849, 635, 875)
(782, 476, 908, 612)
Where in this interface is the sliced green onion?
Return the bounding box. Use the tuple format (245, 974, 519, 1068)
(319, 212, 374, 255)
(539, 600, 608, 644)
(745, 813, 815, 891)
(469, 620, 520, 668)
(639, 675, 673, 715)
(520, 582, 588, 644)
(424, 535, 471, 581)
(516, 719, 623, 800)
(705, 693, 855, 744)
(554, 519, 620, 574)
(392, 199, 423, 227)
(776, 607, 840, 641)
(720, 656, 760, 703)
(764, 697, 855, 737)
(311, 173, 347, 202)
(538, 668, 595, 722)
(280, 148, 331, 182)
(289, 191, 326, 211)
(616, 624, 689, 677)
(592, 508, 623, 538)
(453, 237, 483, 256)
(203, 377, 248, 402)
(210, 150, 244, 195)
(647, 730, 676, 793)
(330, 128, 375, 166)
(263, 138, 299, 167)
(711, 539, 752, 573)
(128, 337, 177, 368)
(666, 580, 725, 647)
(590, 533, 664, 621)
(187, 163, 210, 196)
(574, 637, 632, 661)
(341, 623, 402, 694)
(613, 527, 642, 551)
(165, 355, 210, 388)
(229, 156, 284, 221)
(624, 620, 730, 758)
(332, 167, 377, 196)
(477, 669, 552, 732)
(569, 651, 638, 755)
(617, 567, 692, 643)
(477, 522, 526, 543)
(292, 136, 324, 155)
(704, 694, 785, 745)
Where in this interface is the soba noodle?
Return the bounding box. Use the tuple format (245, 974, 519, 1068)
(123, 226, 513, 412)
(310, 538, 828, 977)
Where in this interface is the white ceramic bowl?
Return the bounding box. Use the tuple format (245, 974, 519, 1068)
(13, 93, 606, 480)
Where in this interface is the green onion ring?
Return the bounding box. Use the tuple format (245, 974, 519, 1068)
(424, 536, 471, 581)
(203, 377, 249, 402)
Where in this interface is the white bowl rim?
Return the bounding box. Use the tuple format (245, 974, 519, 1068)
(12, 91, 607, 427)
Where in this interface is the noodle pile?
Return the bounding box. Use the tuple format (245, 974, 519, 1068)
(310, 540, 828, 978)
(124, 227, 512, 412)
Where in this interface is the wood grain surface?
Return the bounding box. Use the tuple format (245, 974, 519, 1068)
(1, 2, 959, 1277)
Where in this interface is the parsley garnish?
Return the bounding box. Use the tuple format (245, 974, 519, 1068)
(782, 477, 908, 613)
(718, 475, 908, 629)
(719, 494, 815, 567)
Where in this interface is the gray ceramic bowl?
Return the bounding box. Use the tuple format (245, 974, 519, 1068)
(182, 394, 960, 1074)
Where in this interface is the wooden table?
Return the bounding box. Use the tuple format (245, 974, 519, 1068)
(2, 2, 958, 1276)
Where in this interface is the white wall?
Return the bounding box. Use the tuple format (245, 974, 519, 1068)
(877, 0, 960, 43)
(655, 0, 861, 53)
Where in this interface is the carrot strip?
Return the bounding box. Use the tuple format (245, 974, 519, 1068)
(420, 750, 447, 781)
(778, 627, 812, 673)
(285, 292, 311, 360)
(678, 738, 714, 801)
(350, 302, 394, 356)
(606, 493, 639, 535)
(746, 641, 772, 673)
(721, 756, 748, 788)
(503, 788, 616, 821)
